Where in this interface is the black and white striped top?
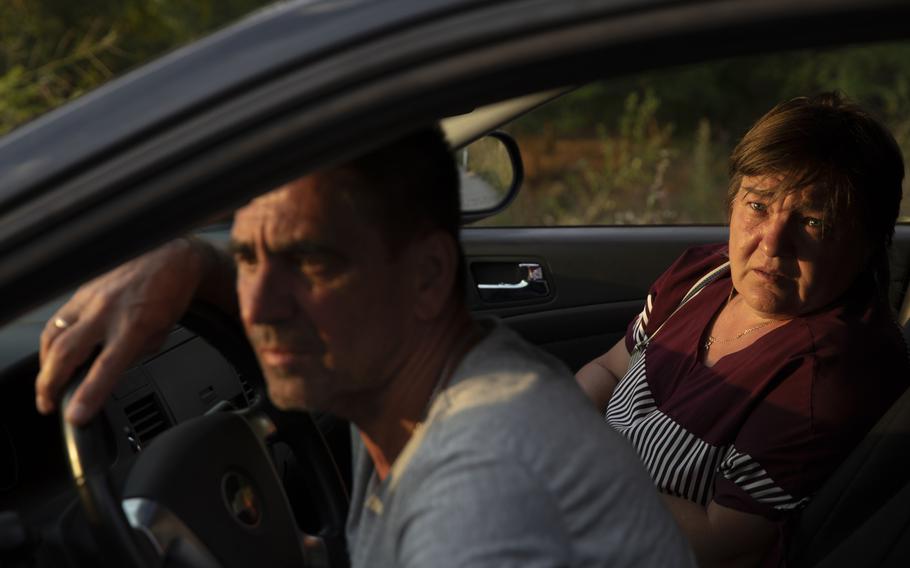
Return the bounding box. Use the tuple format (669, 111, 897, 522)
(604, 244, 907, 520)
(607, 335, 806, 510)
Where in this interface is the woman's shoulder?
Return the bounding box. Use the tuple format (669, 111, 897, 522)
(650, 243, 729, 301)
(764, 276, 904, 362)
(632, 244, 730, 339)
(799, 288, 906, 366)
(777, 300, 909, 428)
(663, 243, 729, 279)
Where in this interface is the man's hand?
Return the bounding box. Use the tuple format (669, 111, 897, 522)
(35, 237, 230, 425)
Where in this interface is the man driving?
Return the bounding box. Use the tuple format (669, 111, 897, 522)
(35, 127, 692, 567)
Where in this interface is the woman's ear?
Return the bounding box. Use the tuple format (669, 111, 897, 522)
(409, 230, 458, 321)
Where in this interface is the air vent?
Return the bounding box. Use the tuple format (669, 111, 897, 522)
(124, 393, 170, 447)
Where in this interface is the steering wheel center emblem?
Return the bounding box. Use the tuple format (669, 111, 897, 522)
(222, 471, 262, 528)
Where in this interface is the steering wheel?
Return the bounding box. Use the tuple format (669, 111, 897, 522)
(60, 304, 350, 568)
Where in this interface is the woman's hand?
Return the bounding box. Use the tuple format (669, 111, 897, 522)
(35, 237, 235, 425)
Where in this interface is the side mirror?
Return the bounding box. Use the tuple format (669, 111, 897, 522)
(457, 131, 523, 224)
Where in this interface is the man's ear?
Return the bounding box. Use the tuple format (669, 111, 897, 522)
(410, 230, 457, 321)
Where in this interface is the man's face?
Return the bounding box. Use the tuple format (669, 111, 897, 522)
(728, 174, 867, 318)
(230, 174, 413, 415)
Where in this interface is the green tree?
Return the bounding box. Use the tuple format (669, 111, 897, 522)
(0, 0, 273, 135)
(497, 41, 910, 226)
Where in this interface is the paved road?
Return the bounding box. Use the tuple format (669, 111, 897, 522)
(460, 171, 502, 211)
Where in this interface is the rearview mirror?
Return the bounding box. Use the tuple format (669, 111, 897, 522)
(458, 132, 523, 223)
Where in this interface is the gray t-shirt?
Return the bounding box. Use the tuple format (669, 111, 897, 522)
(346, 319, 693, 567)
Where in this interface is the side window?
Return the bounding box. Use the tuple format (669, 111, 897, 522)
(482, 42, 910, 227)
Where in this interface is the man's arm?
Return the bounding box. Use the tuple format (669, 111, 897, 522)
(575, 338, 630, 412)
(660, 495, 777, 568)
(35, 237, 237, 425)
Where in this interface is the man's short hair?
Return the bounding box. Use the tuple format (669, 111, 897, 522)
(332, 125, 466, 299)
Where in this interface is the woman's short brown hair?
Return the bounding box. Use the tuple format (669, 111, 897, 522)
(728, 92, 905, 299)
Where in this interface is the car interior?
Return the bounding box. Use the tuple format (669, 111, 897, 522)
(2, 0, 910, 566)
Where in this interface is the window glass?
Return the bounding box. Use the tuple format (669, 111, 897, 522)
(483, 42, 910, 226)
(0, 0, 276, 136)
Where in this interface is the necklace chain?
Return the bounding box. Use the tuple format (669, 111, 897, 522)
(703, 319, 772, 350)
(703, 289, 773, 351)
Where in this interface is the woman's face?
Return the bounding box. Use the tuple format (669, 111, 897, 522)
(728, 175, 868, 319)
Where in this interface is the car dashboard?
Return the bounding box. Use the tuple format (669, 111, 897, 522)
(0, 322, 262, 566)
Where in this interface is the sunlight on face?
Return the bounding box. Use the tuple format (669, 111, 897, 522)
(230, 176, 413, 416)
(727, 175, 868, 319)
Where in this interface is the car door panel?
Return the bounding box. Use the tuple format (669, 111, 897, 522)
(463, 225, 728, 371)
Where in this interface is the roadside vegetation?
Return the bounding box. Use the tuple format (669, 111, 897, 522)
(0, 0, 272, 135)
(494, 42, 910, 225)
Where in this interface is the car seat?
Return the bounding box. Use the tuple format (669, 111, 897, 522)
(785, 284, 910, 566)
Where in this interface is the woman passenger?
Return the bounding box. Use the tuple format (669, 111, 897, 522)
(577, 92, 910, 567)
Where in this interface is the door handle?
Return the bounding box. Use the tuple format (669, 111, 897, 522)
(477, 280, 530, 290)
(474, 262, 549, 302)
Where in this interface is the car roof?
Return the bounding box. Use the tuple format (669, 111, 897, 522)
(0, 0, 907, 325)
